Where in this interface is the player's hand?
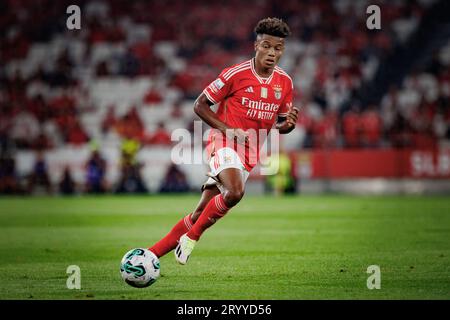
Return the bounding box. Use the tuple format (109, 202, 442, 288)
(286, 107, 299, 127)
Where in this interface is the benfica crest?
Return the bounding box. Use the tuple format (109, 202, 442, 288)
(273, 84, 282, 100)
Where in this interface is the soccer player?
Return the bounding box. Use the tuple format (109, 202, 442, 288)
(149, 17, 299, 264)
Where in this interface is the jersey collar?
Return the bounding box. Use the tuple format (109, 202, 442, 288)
(251, 58, 274, 85)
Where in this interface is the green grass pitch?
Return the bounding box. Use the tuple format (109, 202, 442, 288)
(0, 194, 449, 300)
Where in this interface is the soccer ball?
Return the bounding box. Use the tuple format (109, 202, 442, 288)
(120, 248, 160, 288)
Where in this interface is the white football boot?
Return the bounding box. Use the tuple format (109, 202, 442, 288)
(175, 234, 197, 265)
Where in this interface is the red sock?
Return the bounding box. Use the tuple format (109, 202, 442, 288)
(187, 194, 230, 241)
(149, 214, 193, 258)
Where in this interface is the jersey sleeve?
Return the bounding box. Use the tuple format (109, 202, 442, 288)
(202, 69, 233, 105)
(277, 79, 294, 118)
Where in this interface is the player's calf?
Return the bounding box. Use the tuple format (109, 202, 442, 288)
(191, 186, 221, 223)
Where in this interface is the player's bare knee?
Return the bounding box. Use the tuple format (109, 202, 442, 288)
(223, 189, 245, 207)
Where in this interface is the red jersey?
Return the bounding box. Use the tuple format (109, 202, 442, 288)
(203, 58, 294, 171)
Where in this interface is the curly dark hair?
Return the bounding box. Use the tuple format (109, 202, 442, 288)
(254, 17, 291, 38)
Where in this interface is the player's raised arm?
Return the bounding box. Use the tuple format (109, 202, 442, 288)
(194, 93, 249, 143)
(193, 93, 230, 134)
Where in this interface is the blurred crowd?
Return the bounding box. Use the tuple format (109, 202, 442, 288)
(0, 0, 449, 194)
(0, 139, 190, 195)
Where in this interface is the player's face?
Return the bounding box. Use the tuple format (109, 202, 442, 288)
(254, 34, 285, 69)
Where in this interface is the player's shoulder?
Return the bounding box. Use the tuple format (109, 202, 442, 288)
(219, 59, 252, 81)
(274, 65, 294, 86)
